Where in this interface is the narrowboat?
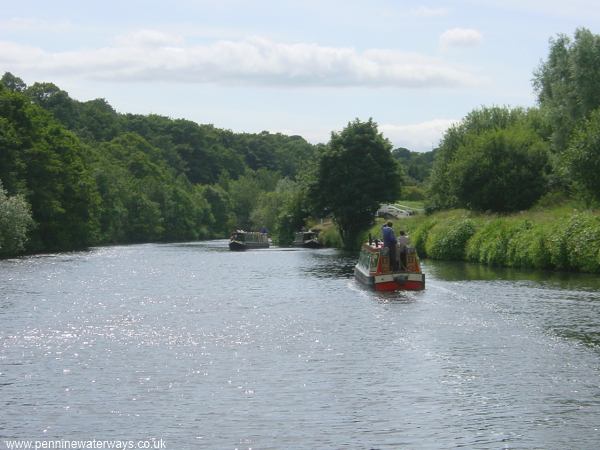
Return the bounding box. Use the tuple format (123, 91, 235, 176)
(354, 241, 425, 291)
(293, 230, 322, 248)
(229, 230, 270, 251)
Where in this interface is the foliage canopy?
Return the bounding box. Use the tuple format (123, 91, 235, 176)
(311, 118, 402, 250)
(446, 126, 549, 212)
(0, 72, 320, 255)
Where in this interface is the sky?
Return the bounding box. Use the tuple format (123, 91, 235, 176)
(2, 1, 600, 151)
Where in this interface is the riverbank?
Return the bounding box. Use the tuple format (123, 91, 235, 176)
(369, 204, 600, 273)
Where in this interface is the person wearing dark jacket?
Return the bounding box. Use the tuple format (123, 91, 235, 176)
(382, 221, 398, 271)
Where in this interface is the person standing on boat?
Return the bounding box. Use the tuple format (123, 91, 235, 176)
(397, 230, 409, 271)
(382, 221, 398, 271)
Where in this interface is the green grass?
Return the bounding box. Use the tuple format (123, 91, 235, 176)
(366, 205, 600, 273)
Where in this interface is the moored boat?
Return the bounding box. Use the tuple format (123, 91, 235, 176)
(229, 230, 270, 251)
(354, 241, 425, 291)
(293, 230, 322, 248)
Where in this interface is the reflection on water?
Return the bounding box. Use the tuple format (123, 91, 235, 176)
(427, 259, 600, 350)
(429, 259, 600, 290)
(1, 243, 600, 449)
(299, 248, 357, 278)
(556, 329, 600, 348)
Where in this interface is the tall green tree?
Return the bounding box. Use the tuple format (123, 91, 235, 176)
(534, 28, 600, 153)
(563, 108, 600, 204)
(311, 118, 401, 250)
(0, 82, 101, 251)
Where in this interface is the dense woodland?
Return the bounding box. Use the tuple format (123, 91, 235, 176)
(3, 27, 600, 259)
(0, 70, 427, 255)
(0, 72, 316, 255)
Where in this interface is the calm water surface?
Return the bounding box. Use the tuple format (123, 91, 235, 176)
(1, 241, 600, 449)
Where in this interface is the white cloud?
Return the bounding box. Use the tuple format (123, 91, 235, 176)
(380, 119, 458, 151)
(0, 32, 482, 89)
(439, 28, 483, 49)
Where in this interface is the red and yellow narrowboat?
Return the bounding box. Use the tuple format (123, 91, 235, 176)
(354, 241, 425, 291)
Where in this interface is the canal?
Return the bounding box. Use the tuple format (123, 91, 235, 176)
(1, 241, 600, 449)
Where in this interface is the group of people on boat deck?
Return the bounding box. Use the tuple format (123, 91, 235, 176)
(382, 221, 409, 271)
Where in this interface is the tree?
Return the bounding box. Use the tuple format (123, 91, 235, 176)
(202, 184, 234, 236)
(1, 84, 101, 251)
(25, 82, 78, 129)
(271, 179, 312, 245)
(1, 72, 27, 93)
(24, 123, 101, 250)
(391, 147, 436, 184)
(311, 118, 401, 250)
(534, 28, 600, 153)
(251, 178, 303, 243)
(446, 126, 549, 212)
(427, 106, 533, 211)
(77, 98, 121, 142)
(162, 176, 213, 241)
(227, 170, 266, 229)
(563, 108, 600, 204)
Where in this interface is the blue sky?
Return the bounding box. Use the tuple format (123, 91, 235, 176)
(2, 1, 600, 151)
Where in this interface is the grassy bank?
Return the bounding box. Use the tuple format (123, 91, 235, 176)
(367, 205, 600, 273)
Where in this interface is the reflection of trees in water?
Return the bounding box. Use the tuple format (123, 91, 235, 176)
(428, 259, 600, 351)
(555, 329, 600, 349)
(428, 260, 600, 291)
(302, 250, 357, 278)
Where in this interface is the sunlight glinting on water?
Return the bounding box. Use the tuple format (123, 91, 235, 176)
(1, 242, 600, 448)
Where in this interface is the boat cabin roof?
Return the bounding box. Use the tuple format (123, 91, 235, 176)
(231, 230, 268, 242)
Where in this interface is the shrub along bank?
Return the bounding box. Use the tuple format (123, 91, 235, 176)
(367, 207, 600, 273)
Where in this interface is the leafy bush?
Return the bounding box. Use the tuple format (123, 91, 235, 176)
(545, 220, 571, 270)
(446, 126, 549, 212)
(425, 217, 476, 260)
(505, 220, 552, 269)
(466, 219, 508, 265)
(409, 219, 437, 257)
(466, 218, 551, 268)
(427, 106, 533, 211)
(319, 226, 343, 248)
(0, 181, 33, 257)
(563, 214, 600, 272)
